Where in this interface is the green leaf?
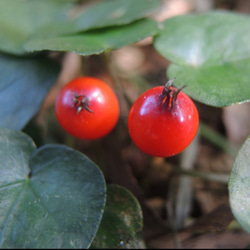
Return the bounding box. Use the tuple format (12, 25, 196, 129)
(25, 19, 159, 55)
(67, 0, 161, 32)
(154, 11, 250, 67)
(0, 54, 60, 130)
(0, 128, 106, 249)
(90, 184, 145, 249)
(154, 11, 250, 107)
(167, 61, 250, 107)
(0, 0, 74, 55)
(0, 0, 161, 55)
(228, 136, 250, 233)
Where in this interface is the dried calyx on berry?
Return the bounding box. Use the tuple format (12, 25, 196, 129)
(72, 91, 94, 114)
(160, 78, 187, 109)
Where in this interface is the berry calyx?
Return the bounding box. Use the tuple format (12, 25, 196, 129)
(160, 78, 187, 109)
(72, 91, 94, 114)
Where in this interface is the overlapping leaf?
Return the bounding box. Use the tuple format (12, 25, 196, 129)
(25, 19, 159, 55)
(91, 184, 144, 249)
(154, 11, 250, 107)
(0, 0, 161, 55)
(0, 128, 106, 248)
(0, 0, 74, 54)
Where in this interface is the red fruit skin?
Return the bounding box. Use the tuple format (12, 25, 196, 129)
(128, 86, 199, 157)
(55, 77, 120, 140)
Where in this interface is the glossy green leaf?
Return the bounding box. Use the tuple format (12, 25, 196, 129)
(0, 128, 106, 248)
(0, 0, 74, 55)
(154, 11, 250, 67)
(25, 19, 159, 55)
(0, 0, 161, 55)
(228, 136, 250, 233)
(66, 0, 161, 32)
(167, 61, 250, 107)
(0, 54, 60, 130)
(90, 184, 145, 249)
(154, 11, 250, 107)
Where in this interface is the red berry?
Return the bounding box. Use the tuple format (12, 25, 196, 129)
(55, 77, 120, 140)
(128, 79, 199, 157)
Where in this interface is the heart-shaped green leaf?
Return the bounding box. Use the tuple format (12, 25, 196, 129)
(90, 184, 144, 249)
(228, 136, 250, 233)
(0, 128, 106, 249)
(0, 54, 60, 130)
(25, 19, 159, 55)
(154, 11, 250, 107)
(0, 0, 161, 55)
